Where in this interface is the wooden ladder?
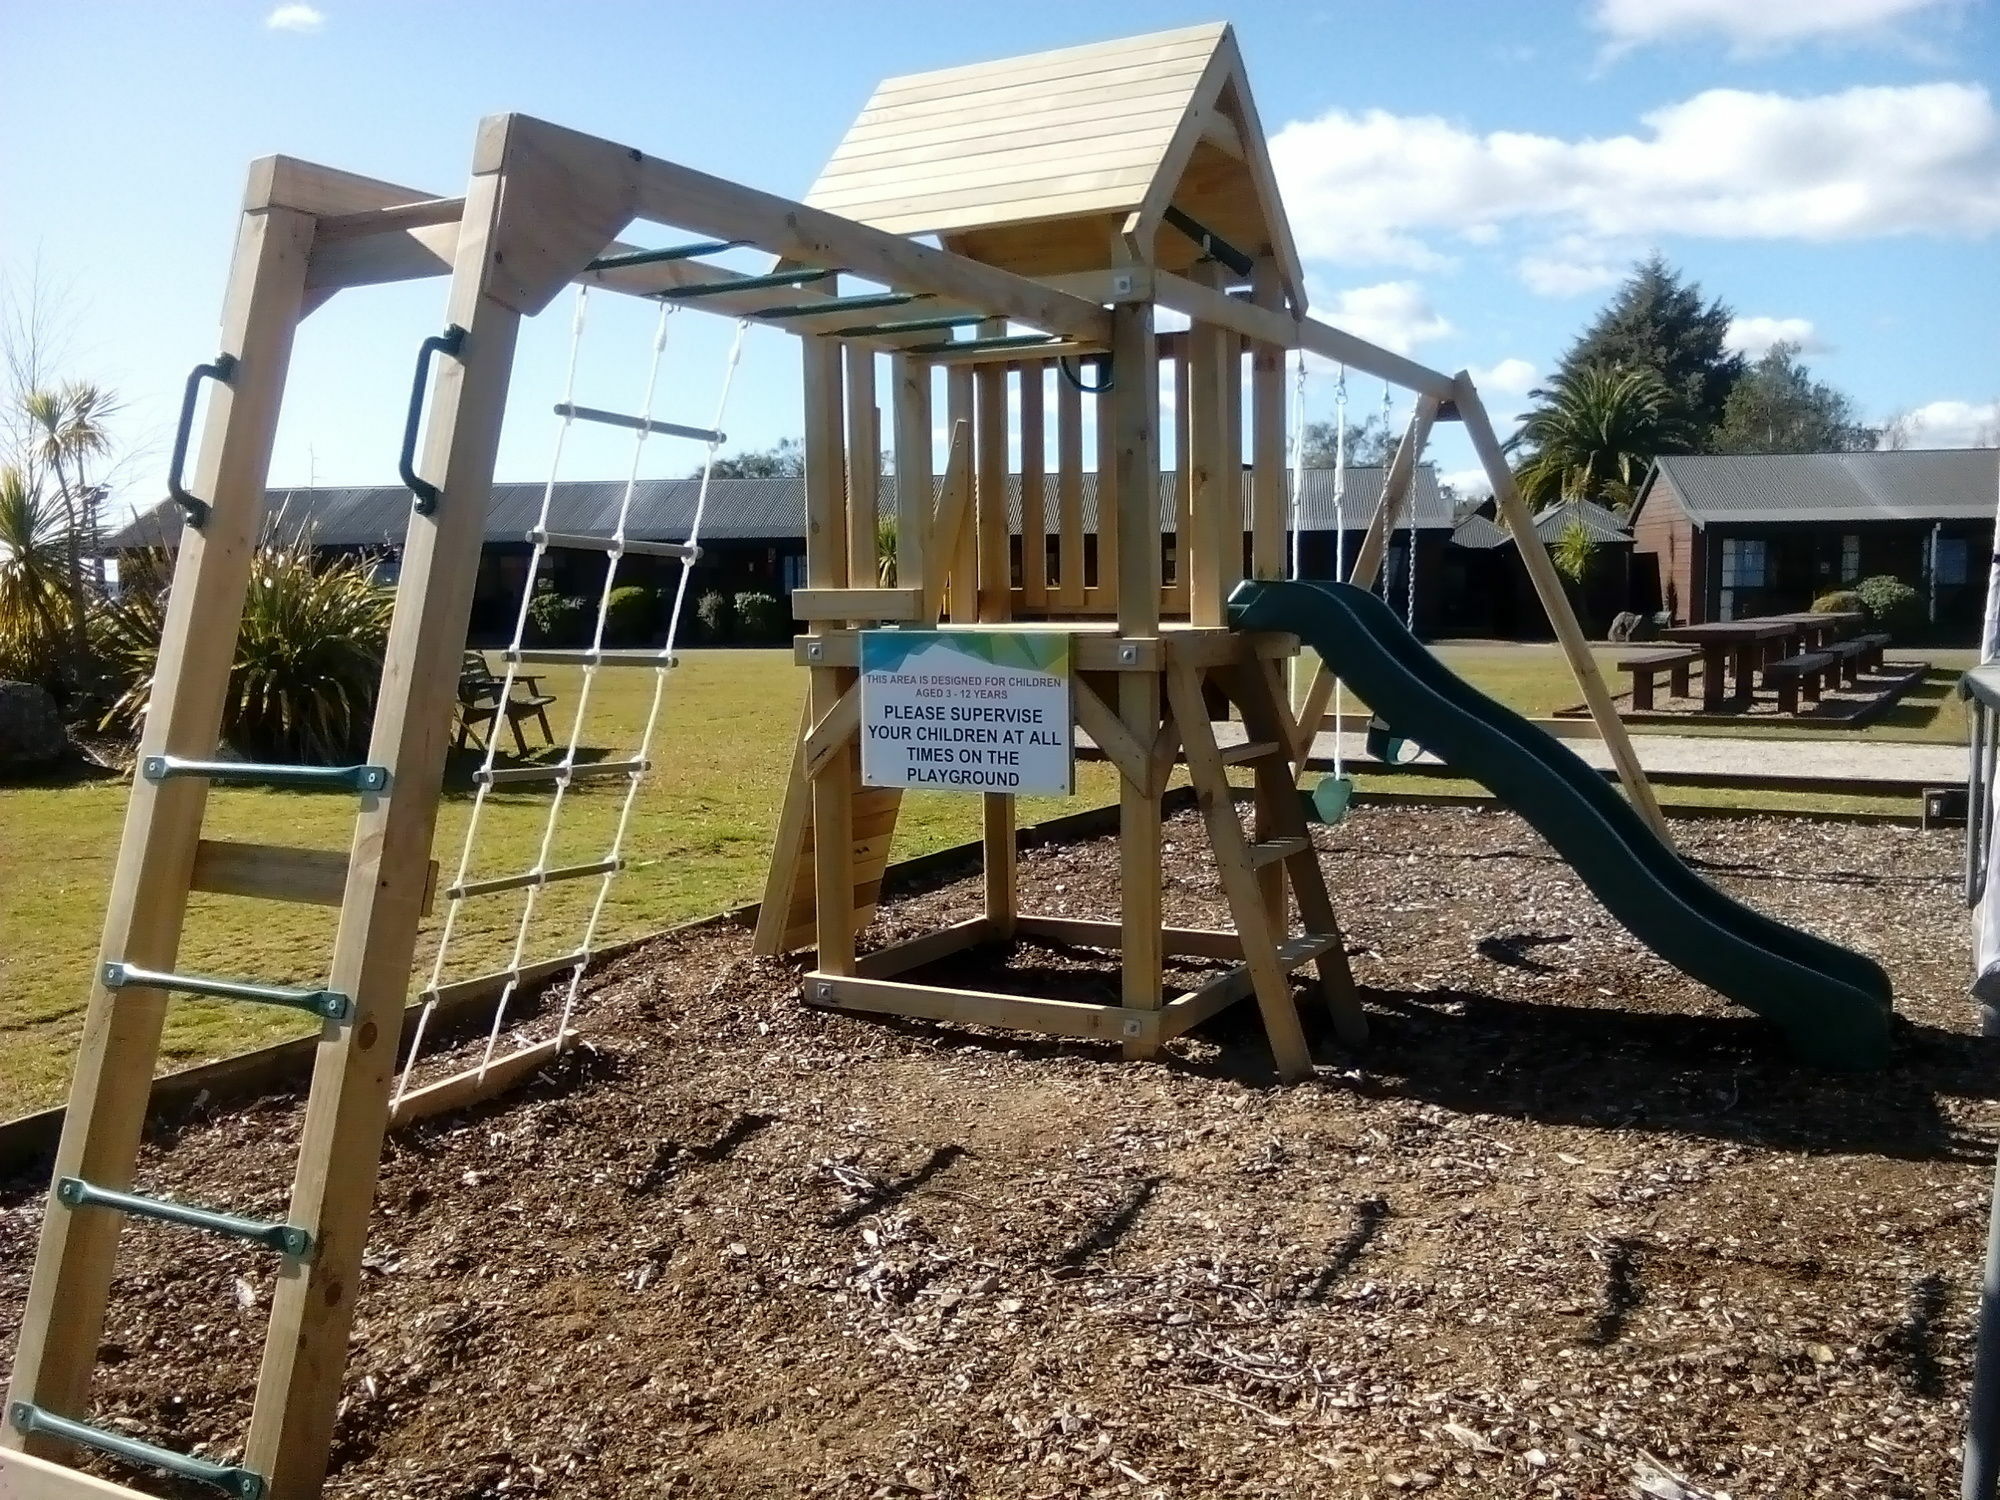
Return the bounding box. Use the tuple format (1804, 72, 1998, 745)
(1164, 653, 1368, 1081)
(5, 153, 528, 1500)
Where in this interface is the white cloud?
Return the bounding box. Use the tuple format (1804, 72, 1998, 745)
(266, 4, 324, 31)
(1725, 316, 1829, 358)
(1517, 250, 1624, 298)
(1592, 0, 1950, 56)
(1315, 281, 1454, 356)
(1440, 467, 1494, 499)
(1882, 398, 2000, 447)
(1269, 83, 2000, 271)
(1469, 358, 1538, 397)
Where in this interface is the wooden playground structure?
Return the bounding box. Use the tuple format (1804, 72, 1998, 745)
(4, 24, 1662, 1500)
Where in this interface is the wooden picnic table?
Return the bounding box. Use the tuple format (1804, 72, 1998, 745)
(1661, 620, 1799, 711)
(1761, 611, 1864, 653)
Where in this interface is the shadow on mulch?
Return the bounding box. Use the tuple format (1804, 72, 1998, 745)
(1348, 983, 1998, 1165)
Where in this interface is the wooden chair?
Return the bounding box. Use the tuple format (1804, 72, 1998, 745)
(456, 652, 558, 755)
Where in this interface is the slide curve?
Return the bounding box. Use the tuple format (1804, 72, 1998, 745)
(1230, 578, 1893, 1070)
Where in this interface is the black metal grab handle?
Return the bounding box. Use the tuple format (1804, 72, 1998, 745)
(166, 353, 237, 529)
(400, 324, 466, 515)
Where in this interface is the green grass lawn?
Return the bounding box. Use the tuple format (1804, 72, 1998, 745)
(0, 640, 1968, 1118)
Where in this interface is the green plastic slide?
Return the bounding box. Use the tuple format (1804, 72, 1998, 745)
(1230, 578, 1894, 1069)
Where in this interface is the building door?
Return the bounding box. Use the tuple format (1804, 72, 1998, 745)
(1717, 537, 1767, 621)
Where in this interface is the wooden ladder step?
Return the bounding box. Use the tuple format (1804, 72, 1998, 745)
(1218, 739, 1282, 766)
(1247, 836, 1311, 869)
(190, 839, 439, 915)
(1274, 931, 1344, 970)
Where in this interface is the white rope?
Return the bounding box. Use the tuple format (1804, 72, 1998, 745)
(396, 286, 591, 1106)
(552, 318, 749, 1039)
(471, 298, 679, 1077)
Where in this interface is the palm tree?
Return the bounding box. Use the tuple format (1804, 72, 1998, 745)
(22, 380, 117, 687)
(1505, 364, 1692, 512)
(0, 466, 78, 689)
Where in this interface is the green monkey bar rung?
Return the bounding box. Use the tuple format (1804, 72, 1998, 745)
(906, 333, 1067, 357)
(140, 755, 388, 793)
(751, 291, 928, 320)
(55, 1176, 312, 1258)
(834, 311, 988, 338)
(9, 1402, 267, 1500)
(101, 960, 350, 1021)
(656, 267, 838, 300)
(585, 239, 750, 272)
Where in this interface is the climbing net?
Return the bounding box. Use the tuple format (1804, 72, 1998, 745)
(395, 288, 748, 1106)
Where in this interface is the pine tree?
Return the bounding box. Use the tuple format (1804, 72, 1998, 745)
(1556, 255, 1742, 447)
(1712, 343, 1877, 453)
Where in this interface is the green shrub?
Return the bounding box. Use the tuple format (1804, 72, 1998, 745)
(1854, 574, 1923, 637)
(695, 590, 731, 643)
(97, 533, 393, 762)
(1811, 589, 1864, 616)
(526, 583, 590, 646)
(0, 467, 81, 695)
(603, 584, 655, 645)
(733, 591, 784, 642)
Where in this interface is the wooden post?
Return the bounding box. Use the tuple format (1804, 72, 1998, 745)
(1187, 272, 1230, 627)
(1220, 332, 1245, 599)
(1174, 340, 1192, 591)
(844, 345, 878, 586)
(1249, 261, 1287, 581)
(5, 200, 317, 1453)
(1020, 361, 1046, 612)
(803, 335, 857, 974)
(245, 158, 532, 1500)
(946, 366, 975, 620)
(1110, 301, 1163, 1049)
(1095, 369, 1119, 600)
(891, 354, 931, 594)
(975, 337, 1016, 936)
(1056, 368, 1085, 608)
(1456, 374, 1671, 841)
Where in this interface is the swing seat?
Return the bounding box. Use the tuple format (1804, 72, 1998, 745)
(1307, 774, 1354, 826)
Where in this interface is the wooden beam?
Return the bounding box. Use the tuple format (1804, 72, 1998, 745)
(387, 1033, 569, 1128)
(892, 355, 931, 595)
(853, 918, 994, 980)
(946, 368, 976, 622)
(1016, 914, 1246, 961)
(924, 420, 973, 623)
(752, 697, 817, 956)
(797, 629, 1164, 674)
(1186, 265, 1229, 628)
(1249, 260, 1287, 581)
(0, 1447, 152, 1499)
(470, 114, 642, 316)
(804, 682, 862, 780)
(1455, 374, 1671, 841)
(844, 345, 879, 586)
(806, 973, 1146, 1043)
(1072, 674, 1150, 788)
(4, 200, 318, 1457)
(1020, 362, 1047, 609)
(1055, 365, 1085, 609)
(974, 326, 1011, 623)
(791, 586, 924, 622)
(804, 337, 849, 595)
(245, 154, 528, 1499)
(628, 140, 1112, 343)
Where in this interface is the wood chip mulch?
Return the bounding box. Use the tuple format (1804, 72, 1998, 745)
(1, 804, 1992, 1500)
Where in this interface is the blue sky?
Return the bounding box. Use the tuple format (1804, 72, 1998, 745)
(5, 0, 1995, 518)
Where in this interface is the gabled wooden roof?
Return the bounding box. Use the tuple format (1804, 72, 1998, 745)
(806, 23, 1305, 308)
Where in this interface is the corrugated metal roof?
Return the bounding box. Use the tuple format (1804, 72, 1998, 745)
(1531, 498, 1630, 544)
(108, 465, 1449, 551)
(1643, 449, 2000, 526)
(1450, 514, 1508, 550)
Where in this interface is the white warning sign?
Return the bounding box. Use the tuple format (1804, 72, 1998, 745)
(858, 631, 1073, 795)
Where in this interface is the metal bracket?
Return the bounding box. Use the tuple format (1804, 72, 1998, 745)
(401, 324, 466, 515)
(1121, 1016, 1145, 1038)
(165, 354, 238, 530)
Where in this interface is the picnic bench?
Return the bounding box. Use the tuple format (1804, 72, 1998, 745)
(1618, 648, 1701, 710)
(1855, 631, 1891, 672)
(456, 652, 558, 755)
(1661, 620, 1798, 711)
(1763, 651, 1836, 715)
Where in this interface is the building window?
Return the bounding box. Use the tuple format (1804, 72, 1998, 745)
(1718, 537, 1766, 622)
(781, 552, 806, 594)
(1841, 534, 1860, 583)
(1937, 535, 1970, 587)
